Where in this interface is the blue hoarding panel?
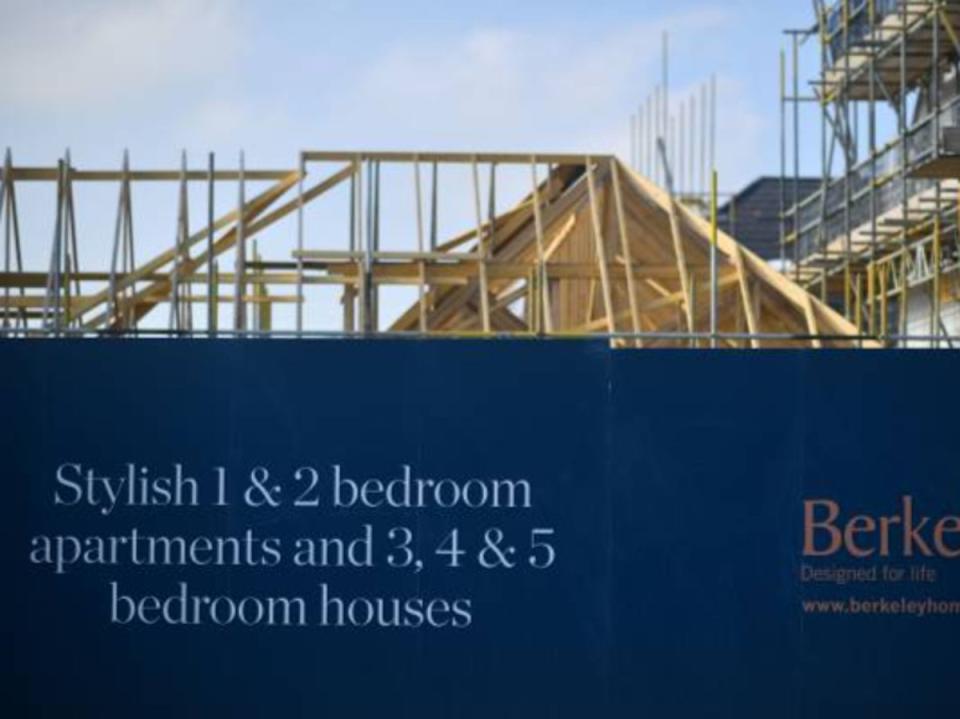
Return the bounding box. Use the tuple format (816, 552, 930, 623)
(1, 340, 958, 717)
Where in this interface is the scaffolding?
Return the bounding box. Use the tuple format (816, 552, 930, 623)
(0, 149, 870, 347)
(781, 0, 960, 346)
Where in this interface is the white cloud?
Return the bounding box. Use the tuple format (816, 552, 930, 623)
(712, 76, 767, 191)
(335, 7, 732, 153)
(0, 0, 242, 111)
(0, 1, 767, 189)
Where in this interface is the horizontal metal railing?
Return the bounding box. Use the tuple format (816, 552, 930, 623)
(823, 0, 904, 64)
(0, 326, 956, 348)
(783, 95, 960, 261)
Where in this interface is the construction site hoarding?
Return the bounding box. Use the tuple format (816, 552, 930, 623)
(2, 339, 957, 717)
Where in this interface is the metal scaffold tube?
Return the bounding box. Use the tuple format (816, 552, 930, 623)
(780, 0, 960, 347)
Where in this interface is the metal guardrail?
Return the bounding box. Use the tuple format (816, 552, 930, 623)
(824, 0, 903, 63)
(784, 97, 960, 260)
(0, 327, 954, 347)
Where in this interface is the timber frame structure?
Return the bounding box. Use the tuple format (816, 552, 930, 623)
(0, 149, 871, 347)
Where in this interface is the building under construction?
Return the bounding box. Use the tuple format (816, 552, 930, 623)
(0, 150, 873, 347)
(781, 0, 960, 346)
(5, 6, 960, 717)
(7, 2, 960, 348)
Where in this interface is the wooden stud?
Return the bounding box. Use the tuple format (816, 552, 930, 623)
(732, 243, 759, 348)
(471, 157, 492, 333)
(611, 160, 642, 343)
(585, 157, 615, 334)
(530, 157, 554, 334)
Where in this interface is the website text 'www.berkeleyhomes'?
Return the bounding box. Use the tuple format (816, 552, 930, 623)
(802, 596, 960, 617)
(801, 495, 960, 618)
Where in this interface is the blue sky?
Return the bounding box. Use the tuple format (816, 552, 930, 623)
(0, 1, 832, 329)
(0, 0, 822, 190)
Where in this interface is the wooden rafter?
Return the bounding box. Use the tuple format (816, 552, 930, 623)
(0, 152, 876, 347)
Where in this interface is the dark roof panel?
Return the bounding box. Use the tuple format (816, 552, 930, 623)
(717, 177, 820, 260)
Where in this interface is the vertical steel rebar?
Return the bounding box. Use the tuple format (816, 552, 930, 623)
(44, 159, 65, 333)
(1, 149, 8, 330)
(780, 49, 787, 271)
(234, 151, 247, 332)
(898, 2, 909, 338)
(711, 170, 719, 348)
(108, 151, 129, 329)
(792, 32, 801, 282)
(868, 0, 878, 336)
(207, 152, 216, 336)
(430, 161, 439, 251)
(296, 153, 305, 334)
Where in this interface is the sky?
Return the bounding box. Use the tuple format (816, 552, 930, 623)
(0, 0, 822, 188)
(0, 0, 829, 329)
